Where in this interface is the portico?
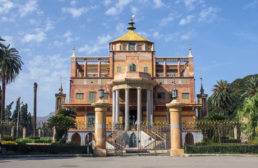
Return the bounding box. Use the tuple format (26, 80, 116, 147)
(109, 72, 157, 130)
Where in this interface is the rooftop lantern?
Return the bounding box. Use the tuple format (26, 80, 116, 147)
(98, 75, 104, 99)
(171, 77, 178, 100)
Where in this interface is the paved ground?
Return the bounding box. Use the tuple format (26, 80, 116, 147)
(1, 156, 258, 168)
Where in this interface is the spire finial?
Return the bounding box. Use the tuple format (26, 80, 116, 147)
(73, 44, 75, 50)
(127, 16, 136, 31)
(72, 44, 75, 57)
(200, 78, 204, 94)
(59, 76, 63, 93)
(188, 43, 193, 57)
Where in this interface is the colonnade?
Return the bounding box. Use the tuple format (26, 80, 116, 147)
(75, 58, 102, 77)
(112, 88, 153, 131)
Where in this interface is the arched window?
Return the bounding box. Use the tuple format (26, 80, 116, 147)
(71, 132, 81, 145)
(129, 63, 136, 72)
(185, 132, 194, 145)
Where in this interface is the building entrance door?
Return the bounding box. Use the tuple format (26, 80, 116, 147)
(129, 109, 137, 128)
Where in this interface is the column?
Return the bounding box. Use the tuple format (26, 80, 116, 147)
(125, 88, 129, 131)
(11, 126, 14, 138)
(23, 127, 26, 139)
(84, 112, 87, 128)
(112, 90, 116, 124)
(38, 129, 41, 138)
(115, 89, 120, 123)
(234, 126, 238, 139)
(98, 59, 101, 77)
(166, 99, 185, 156)
(135, 44, 137, 51)
(150, 90, 153, 125)
(163, 60, 167, 77)
(84, 59, 87, 77)
(137, 88, 142, 130)
(177, 60, 181, 77)
(53, 127, 56, 142)
(91, 99, 110, 157)
(144, 43, 146, 51)
(146, 89, 150, 126)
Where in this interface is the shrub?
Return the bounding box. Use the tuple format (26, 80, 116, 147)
(4, 135, 13, 141)
(16, 138, 52, 144)
(1, 141, 17, 145)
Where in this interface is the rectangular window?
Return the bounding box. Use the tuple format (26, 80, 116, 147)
(137, 45, 142, 51)
(88, 114, 95, 125)
(89, 92, 95, 103)
(103, 93, 109, 99)
(129, 43, 135, 51)
(157, 93, 165, 99)
(144, 67, 148, 73)
(117, 66, 121, 73)
(182, 93, 189, 99)
(123, 45, 126, 51)
(76, 93, 83, 99)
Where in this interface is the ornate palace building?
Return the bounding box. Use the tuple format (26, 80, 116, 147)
(55, 19, 208, 146)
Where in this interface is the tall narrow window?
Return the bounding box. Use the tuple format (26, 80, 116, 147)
(129, 43, 136, 51)
(129, 63, 136, 72)
(144, 67, 148, 73)
(117, 66, 121, 73)
(182, 93, 189, 99)
(123, 45, 126, 51)
(89, 92, 95, 103)
(137, 45, 142, 51)
(76, 93, 83, 99)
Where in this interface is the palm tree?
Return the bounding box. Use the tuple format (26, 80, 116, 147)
(241, 76, 258, 100)
(0, 44, 23, 121)
(210, 80, 234, 116)
(0, 36, 5, 47)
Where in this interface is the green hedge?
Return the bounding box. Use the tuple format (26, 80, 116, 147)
(2, 144, 92, 155)
(186, 145, 258, 154)
(4, 135, 13, 141)
(16, 138, 52, 144)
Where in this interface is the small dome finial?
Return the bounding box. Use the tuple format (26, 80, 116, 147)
(189, 43, 191, 50)
(127, 15, 136, 31)
(200, 78, 204, 94)
(188, 43, 193, 57)
(73, 44, 75, 50)
(72, 44, 75, 57)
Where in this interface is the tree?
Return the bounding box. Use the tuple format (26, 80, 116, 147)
(5, 101, 13, 121)
(0, 36, 5, 47)
(237, 93, 258, 139)
(47, 108, 77, 142)
(241, 76, 258, 100)
(11, 98, 19, 121)
(20, 104, 28, 127)
(210, 80, 234, 116)
(0, 44, 23, 121)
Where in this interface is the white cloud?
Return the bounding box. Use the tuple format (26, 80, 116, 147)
(131, 6, 137, 15)
(64, 31, 72, 38)
(198, 7, 218, 22)
(53, 41, 65, 47)
(116, 23, 126, 35)
(175, 0, 204, 11)
(105, 0, 132, 15)
(45, 19, 54, 32)
(103, 0, 112, 7)
(179, 15, 194, 25)
(70, 0, 77, 6)
(165, 32, 180, 42)
(78, 34, 112, 55)
(244, 0, 258, 9)
(153, 32, 161, 39)
(153, 0, 164, 8)
(19, 0, 41, 17)
(0, 0, 15, 14)
(29, 19, 40, 26)
(160, 13, 175, 26)
(137, 31, 149, 38)
(180, 30, 195, 40)
(66, 37, 73, 43)
(23, 31, 46, 43)
(2, 35, 15, 47)
(62, 6, 97, 18)
(0, 16, 15, 22)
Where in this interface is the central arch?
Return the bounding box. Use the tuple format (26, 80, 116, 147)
(129, 133, 137, 147)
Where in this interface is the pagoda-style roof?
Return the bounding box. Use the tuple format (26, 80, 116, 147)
(112, 30, 152, 42)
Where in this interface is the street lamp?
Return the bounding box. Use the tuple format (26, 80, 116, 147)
(98, 75, 104, 99)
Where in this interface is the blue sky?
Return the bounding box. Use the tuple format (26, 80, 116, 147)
(1, 0, 258, 117)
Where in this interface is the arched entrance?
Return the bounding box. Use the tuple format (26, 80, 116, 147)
(85, 132, 94, 145)
(185, 132, 194, 145)
(129, 133, 137, 147)
(71, 132, 81, 145)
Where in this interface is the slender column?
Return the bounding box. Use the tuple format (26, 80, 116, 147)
(33, 82, 37, 137)
(53, 127, 56, 142)
(38, 129, 41, 138)
(125, 88, 129, 131)
(11, 126, 14, 138)
(112, 90, 116, 124)
(115, 89, 120, 123)
(84, 112, 87, 128)
(98, 59, 101, 77)
(150, 90, 153, 125)
(163, 60, 167, 77)
(146, 89, 150, 126)
(177, 60, 181, 77)
(137, 88, 142, 130)
(23, 127, 26, 139)
(84, 59, 87, 77)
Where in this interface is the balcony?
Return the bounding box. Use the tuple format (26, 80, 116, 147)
(114, 72, 151, 80)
